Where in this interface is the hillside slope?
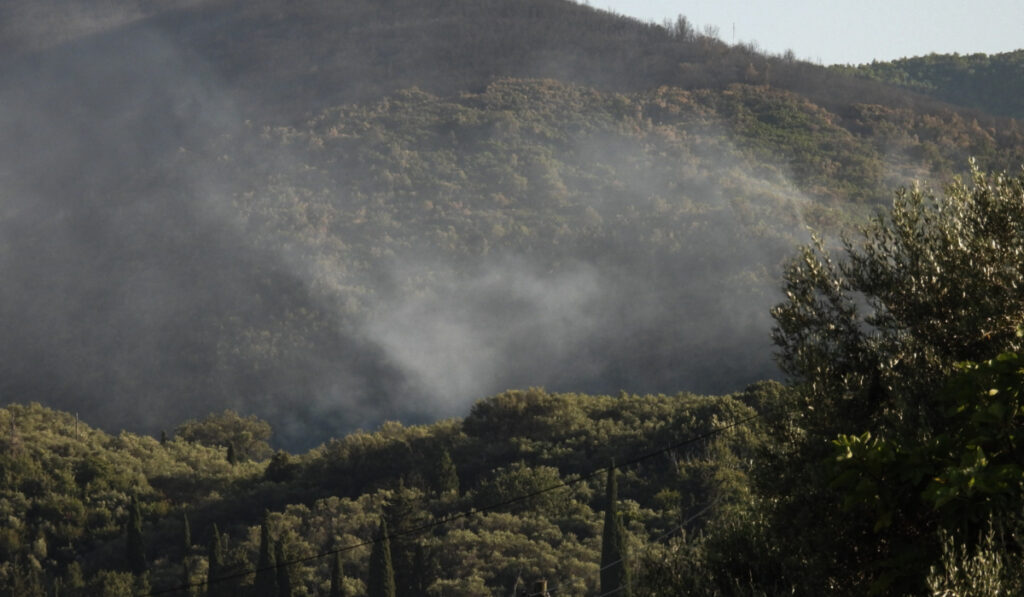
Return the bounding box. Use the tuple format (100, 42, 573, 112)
(0, 0, 1022, 446)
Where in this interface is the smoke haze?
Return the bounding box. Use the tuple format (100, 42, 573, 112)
(0, 1, 820, 449)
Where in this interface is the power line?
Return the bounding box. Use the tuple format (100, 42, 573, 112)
(142, 411, 759, 596)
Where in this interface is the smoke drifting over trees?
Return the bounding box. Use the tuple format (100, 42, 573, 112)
(1, 0, 1020, 447)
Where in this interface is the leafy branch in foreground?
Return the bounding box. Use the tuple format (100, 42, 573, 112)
(831, 350, 1024, 536)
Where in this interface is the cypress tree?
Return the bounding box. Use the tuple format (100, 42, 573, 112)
(330, 551, 345, 597)
(435, 450, 459, 496)
(254, 515, 278, 597)
(207, 524, 224, 597)
(275, 540, 291, 597)
(183, 512, 193, 591)
(409, 540, 434, 595)
(65, 562, 85, 594)
(600, 463, 631, 597)
(126, 495, 147, 575)
(226, 442, 237, 465)
(367, 518, 396, 597)
(183, 511, 193, 553)
(385, 484, 416, 597)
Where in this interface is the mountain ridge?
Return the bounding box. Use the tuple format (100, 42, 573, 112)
(6, 0, 1013, 124)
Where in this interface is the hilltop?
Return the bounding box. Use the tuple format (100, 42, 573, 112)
(1, 0, 999, 120)
(834, 50, 1024, 120)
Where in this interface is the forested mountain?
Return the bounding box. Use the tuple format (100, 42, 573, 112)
(3, 0, 1024, 595)
(1, 0, 1023, 446)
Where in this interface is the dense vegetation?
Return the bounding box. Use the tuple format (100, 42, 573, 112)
(2, 0, 1024, 593)
(4, 165, 1024, 595)
(0, 385, 769, 595)
(4, 69, 1024, 445)
(3, 0, 1024, 444)
(835, 51, 1024, 120)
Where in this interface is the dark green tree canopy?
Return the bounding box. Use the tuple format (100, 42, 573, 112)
(126, 495, 146, 576)
(275, 541, 292, 597)
(264, 451, 298, 483)
(600, 463, 632, 597)
(434, 449, 459, 496)
(330, 551, 345, 597)
(475, 461, 573, 517)
(207, 524, 225, 597)
(773, 162, 1024, 438)
(254, 515, 277, 597)
(367, 518, 396, 597)
(175, 411, 273, 462)
(770, 162, 1024, 593)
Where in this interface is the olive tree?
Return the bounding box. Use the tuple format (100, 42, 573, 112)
(769, 162, 1024, 592)
(773, 161, 1024, 439)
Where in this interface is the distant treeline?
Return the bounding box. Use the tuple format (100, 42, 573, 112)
(834, 50, 1024, 120)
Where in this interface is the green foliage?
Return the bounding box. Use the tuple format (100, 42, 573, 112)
(126, 496, 146, 575)
(330, 551, 345, 597)
(835, 51, 1024, 120)
(206, 524, 224, 597)
(475, 462, 574, 518)
(635, 518, 791, 597)
(770, 163, 1024, 592)
(264, 451, 298, 484)
(428, 512, 599, 596)
(380, 485, 435, 597)
(183, 511, 192, 553)
(926, 523, 1024, 596)
(175, 411, 274, 462)
(600, 464, 632, 597)
(254, 515, 277, 597)
(434, 450, 459, 497)
(275, 541, 291, 597)
(367, 518, 396, 597)
(0, 388, 769, 596)
(64, 563, 85, 595)
(926, 354, 1024, 518)
(832, 351, 1024, 539)
(87, 570, 136, 597)
(773, 163, 1024, 439)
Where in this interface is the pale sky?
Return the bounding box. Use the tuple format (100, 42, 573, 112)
(596, 0, 1024, 65)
